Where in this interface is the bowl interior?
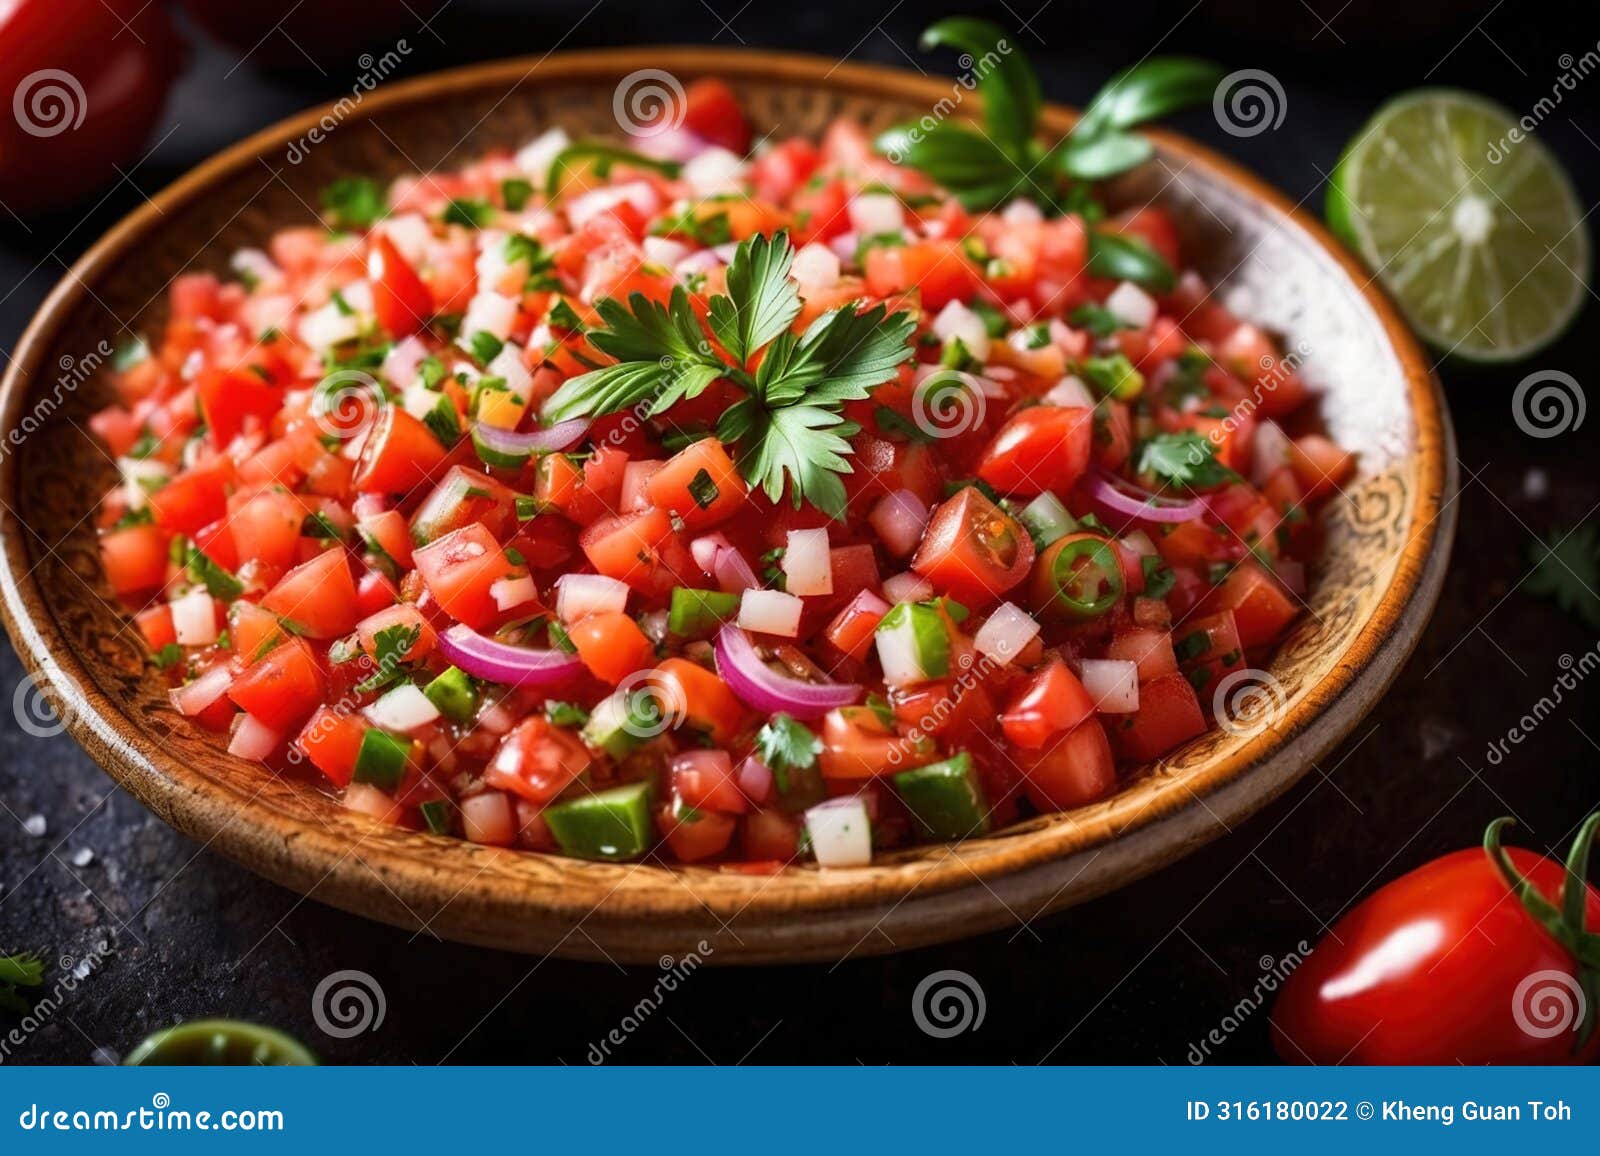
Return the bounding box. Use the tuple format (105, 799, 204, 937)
(0, 49, 1446, 961)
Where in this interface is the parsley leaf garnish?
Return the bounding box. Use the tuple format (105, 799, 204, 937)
(542, 231, 914, 518)
(1135, 431, 1239, 491)
(321, 177, 386, 230)
(1527, 525, 1600, 629)
(357, 623, 422, 695)
(754, 713, 821, 794)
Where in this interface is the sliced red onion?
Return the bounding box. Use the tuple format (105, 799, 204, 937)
(1251, 419, 1293, 486)
(227, 711, 281, 760)
(437, 623, 585, 687)
(171, 664, 232, 717)
(471, 417, 589, 458)
(714, 546, 759, 594)
(714, 625, 861, 719)
(869, 489, 929, 558)
(1085, 465, 1206, 524)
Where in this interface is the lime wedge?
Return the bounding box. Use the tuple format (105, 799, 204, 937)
(1326, 89, 1590, 362)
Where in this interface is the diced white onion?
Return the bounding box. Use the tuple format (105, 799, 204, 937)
(805, 796, 873, 868)
(565, 181, 660, 230)
(227, 712, 281, 760)
(1105, 281, 1158, 328)
(880, 571, 933, 605)
(169, 664, 231, 717)
(556, 573, 629, 623)
(873, 626, 923, 688)
(299, 300, 362, 350)
(474, 229, 519, 295)
(119, 456, 169, 510)
(848, 193, 904, 236)
(642, 236, 691, 268)
(973, 602, 1040, 666)
(828, 230, 859, 262)
(364, 683, 441, 732)
(620, 460, 663, 511)
(781, 528, 834, 597)
(1120, 530, 1158, 558)
(514, 127, 572, 185)
(738, 588, 804, 637)
(931, 300, 991, 362)
(486, 341, 532, 398)
(1043, 375, 1094, 408)
(230, 248, 281, 288)
(382, 335, 429, 391)
(490, 574, 539, 612)
(1081, 659, 1140, 713)
(338, 279, 374, 314)
(457, 292, 519, 344)
(1252, 419, 1293, 485)
(402, 383, 444, 422)
(1001, 199, 1045, 225)
(170, 588, 218, 647)
(683, 147, 747, 195)
(868, 489, 929, 559)
(792, 242, 841, 290)
(381, 213, 433, 265)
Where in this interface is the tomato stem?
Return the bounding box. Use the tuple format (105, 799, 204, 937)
(1483, 813, 1600, 1050)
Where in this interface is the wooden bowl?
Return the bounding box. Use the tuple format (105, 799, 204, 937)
(0, 48, 1455, 964)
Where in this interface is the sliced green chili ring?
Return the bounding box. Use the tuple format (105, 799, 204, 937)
(1046, 536, 1124, 619)
(124, 1020, 317, 1066)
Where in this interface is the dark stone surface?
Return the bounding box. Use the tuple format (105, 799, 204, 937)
(1, 0, 1596, 1065)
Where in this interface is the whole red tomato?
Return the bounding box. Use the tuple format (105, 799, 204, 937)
(0, 0, 182, 215)
(1272, 814, 1600, 1065)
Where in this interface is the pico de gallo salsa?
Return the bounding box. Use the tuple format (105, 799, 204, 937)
(90, 55, 1355, 869)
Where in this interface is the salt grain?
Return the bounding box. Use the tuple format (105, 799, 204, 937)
(23, 814, 46, 837)
(70, 847, 95, 868)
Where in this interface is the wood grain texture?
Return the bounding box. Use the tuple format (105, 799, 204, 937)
(0, 47, 1455, 963)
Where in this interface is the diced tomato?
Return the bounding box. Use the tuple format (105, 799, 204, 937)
(1172, 610, 1246, 688)
(259, 548, 361, 638)
(229, 600, 285, 662)
(412, 522, 519, 629)
(568, 611, 654, 685)
(100, 524, 171, 598)
(135, 604, 176, 650)
(742, 809, 801, 860)
(1107, 206, 1182, 269)
(483, 716, 593, 804)
(228, 490, 304, 573)
(790, 178, 850, 244)
(1289, 434, 1357, 502)
(227, 635, 327, 732)
(999, 659, 1096, 748)
(294, 706, 368, 788)
(824, 592, 887, 661)
(976, 406, 1093, 496)
(146, 459, 231, 536)
(1018, 718, 1117, 812)
(659, 806, 738, 862)
(652, 657, 746, 745)
(679, 78, 752, 153)
(353, 407, 450, 495)
(1200, 561, 1300, 648)
(410, 465, 518, 545)
(367, 233, 434, 337)
(355, 603, 437, 662)
(1110, 672, 1206, 762)
(196, 368, 283, 447)
(644, 438, 747, 530)
(673, 751, 749, 815)
(1106, 627, 1178, 682)
(579, 507, 694, 596)
(911, 487, 1035, 608)
(864, 239, 980, 311)
(750, 138, 820, 203)
(819, 705, 931, 779)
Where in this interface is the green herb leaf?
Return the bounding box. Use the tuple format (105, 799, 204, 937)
(545, 700, 590, 728)
(501, 177, 534, 211)
(1087, 231, 1176, 291)
(545, 143, 682, 197)
(754, 713, 821, 783)
(1136, 431, 1239, 491)
(321, 177, 386, 230)
(724, 404, 858, 520)
(1526, 525, 1600, 629)
(442, 198, 495, 229)
(0, 952, 45, 1014)
(356, 623, 422, 695)
(708, 230, 801, 366)
(918, 16, 1041, 155)
(1074, 57, 1225, 141)
(872, 122, 1029, 211)
(186, 547, 244, 600)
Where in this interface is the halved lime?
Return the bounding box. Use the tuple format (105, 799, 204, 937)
(123, 1019, 318, 1065)
(1326, 89, 1589, 362)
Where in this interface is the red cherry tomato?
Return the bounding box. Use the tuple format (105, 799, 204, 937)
(0, 0, 182, 214)
(368, 234, 434, 337)
(1272, 815, 1600, 1066)
(910, 486, 1035, 608)
(679, 78, 752, 154)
